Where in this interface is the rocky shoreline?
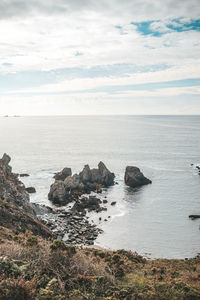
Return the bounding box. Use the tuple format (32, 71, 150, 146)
(32, 202, 103, 245)
(0, 153, 153, 247)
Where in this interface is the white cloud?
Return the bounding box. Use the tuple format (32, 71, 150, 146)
(0, 2, 199, 73)
(0, 0, 199, 114)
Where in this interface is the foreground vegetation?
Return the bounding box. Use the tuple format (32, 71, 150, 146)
(0, 227, 200, 300)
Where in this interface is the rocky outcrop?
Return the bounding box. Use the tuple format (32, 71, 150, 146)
(0, 153, 53, 239)
(98, 161, 115, 186)
(48, 162, 115, 205)
(0, 199, 53, 238)
(79, 164, 92, 183)
(0, 153, 30, 211)
(124, 166, 152, 188)
(54, 167, 72, 181)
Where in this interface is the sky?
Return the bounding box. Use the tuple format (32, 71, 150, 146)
(0, 0, 200, 115)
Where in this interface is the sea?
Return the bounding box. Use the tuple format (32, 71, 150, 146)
(0, 115, 199, 259)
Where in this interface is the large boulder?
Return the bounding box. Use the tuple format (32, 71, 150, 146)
(124, 166, 152, 188)
(54, 167, 72, 181)
(48, 180, 69, 205)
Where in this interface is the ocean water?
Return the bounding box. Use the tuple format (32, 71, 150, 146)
(0, 115, 200, 259)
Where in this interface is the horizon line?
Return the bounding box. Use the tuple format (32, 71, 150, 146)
(1, 114, 200, 117)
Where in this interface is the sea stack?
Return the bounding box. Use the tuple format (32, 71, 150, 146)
(48, 161, 115, 205)
(124, 166, 152, 188)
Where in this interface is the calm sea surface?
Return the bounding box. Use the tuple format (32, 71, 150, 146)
(0, 115, 200, 258)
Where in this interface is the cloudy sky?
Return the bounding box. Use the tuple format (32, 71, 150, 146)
(0, 0, 200, 115)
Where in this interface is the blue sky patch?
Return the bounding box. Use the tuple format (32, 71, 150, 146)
(131, 18, 200, 36)
(0, 63, 170, 92)
(2, 78, 200, 97)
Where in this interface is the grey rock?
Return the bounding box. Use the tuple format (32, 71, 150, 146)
(48, 180, 69, 205)
(98, 161, 115, 186)
(79, 164, 91, 183)
(189, 214, 200, 220)
(124, 166, 152, 188)
(0, 153, 31, 211)
(90, 168, 102, 183)
(48, 161, 115, 206)
(31, 203, 53, 216)
(2, 153, 11, 165)
(19, 173, 30, 177)
(25, 187, 36, 193)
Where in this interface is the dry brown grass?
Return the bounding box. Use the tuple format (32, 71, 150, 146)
(0, 230, 200, 299)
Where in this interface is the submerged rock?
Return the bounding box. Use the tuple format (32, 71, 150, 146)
(26, 187, 36, 193)
(189, 215, 200, 220)
(19, 173, 30, 177)
(124, 166, 152, 188)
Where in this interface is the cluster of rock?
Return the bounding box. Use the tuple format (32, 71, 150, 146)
(72, 195, 107, 214)
(0, 153, 153, 247)
(38, 207, 103, 245)
(48, 161, 115, 205)
(195, 165, 200, 175)
(124, 166, 152, 188)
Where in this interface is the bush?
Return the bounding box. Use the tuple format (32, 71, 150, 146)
(0, 276, 36, 300)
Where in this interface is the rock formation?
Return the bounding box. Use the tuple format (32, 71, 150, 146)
(0, 153, 53, 238)
(0, 153, 30, 210)
(48, 161, 115, 205)
(124, 166, 152, 188)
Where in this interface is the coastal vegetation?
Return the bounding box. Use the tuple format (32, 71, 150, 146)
(0, 228, 200, 299)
